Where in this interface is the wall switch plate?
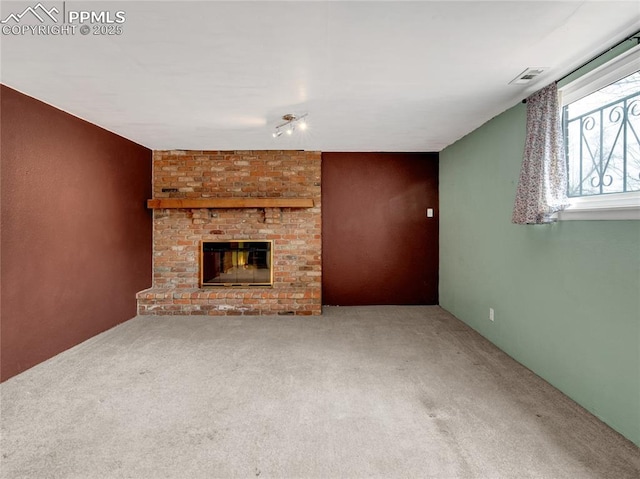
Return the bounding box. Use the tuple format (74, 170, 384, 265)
(427, 208, 434, 218)
(489, 308, 495, 322)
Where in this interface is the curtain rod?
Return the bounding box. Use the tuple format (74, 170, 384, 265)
(521, 31, 640, 103)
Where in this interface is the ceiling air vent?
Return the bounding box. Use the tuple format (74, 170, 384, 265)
(509, 67, 547, 85)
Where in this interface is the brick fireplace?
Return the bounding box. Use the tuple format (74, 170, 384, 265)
(136, 150, 322, 315)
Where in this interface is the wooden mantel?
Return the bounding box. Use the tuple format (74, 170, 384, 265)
(147, 198, 314, 209)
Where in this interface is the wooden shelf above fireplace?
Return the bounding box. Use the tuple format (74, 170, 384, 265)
(147, 198, 314, 209)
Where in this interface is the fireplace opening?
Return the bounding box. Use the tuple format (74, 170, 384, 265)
(201, 241, 273, 287)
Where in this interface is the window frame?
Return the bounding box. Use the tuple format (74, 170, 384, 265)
(557, 44, 640, 221)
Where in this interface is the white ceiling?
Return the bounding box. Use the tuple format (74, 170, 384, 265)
(1, 1, 639, 151)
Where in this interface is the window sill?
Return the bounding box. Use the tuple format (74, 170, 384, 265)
(555, 192, 640, 221)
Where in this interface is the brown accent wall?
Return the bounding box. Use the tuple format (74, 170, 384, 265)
(1, 85, 152, 381)
(137, 150, 321, 315)
(322, 152, 439, 305)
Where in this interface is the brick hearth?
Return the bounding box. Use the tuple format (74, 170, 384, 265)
(137, 150, 322, 315)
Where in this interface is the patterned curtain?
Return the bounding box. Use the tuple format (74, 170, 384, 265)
(512, 83, 569, 224)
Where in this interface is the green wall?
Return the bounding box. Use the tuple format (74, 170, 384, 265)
(439, 103, 640, 446)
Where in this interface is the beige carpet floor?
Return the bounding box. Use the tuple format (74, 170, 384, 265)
(1, 306, 638, 478)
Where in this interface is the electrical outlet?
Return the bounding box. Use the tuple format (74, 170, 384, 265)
(489, 308, 495, 322)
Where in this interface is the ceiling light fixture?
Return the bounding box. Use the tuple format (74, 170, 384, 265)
(272, 113, 308, 138)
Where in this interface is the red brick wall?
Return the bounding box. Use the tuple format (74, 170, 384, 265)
(137, 150, 322, 315)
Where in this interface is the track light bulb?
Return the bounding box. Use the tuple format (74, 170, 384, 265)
(272, 113, 308, 138)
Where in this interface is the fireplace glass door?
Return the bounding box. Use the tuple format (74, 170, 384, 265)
(201, 241, 273, 286)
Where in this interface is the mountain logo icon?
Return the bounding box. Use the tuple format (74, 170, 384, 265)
(1, 3, 59, 24)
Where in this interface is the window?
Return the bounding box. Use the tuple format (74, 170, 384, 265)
(559, 44, 640, 220)
(564, 70, 640, 197)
